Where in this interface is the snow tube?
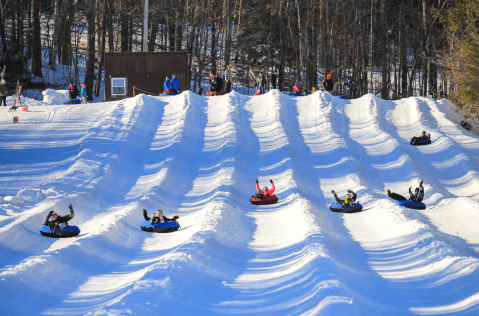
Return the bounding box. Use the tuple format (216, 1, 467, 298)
(329, 203, 363, 213)
(140, 220, 180, 233)
(63, 99, 81, 104)
(159, 92, 177, 96)
(40, 225, 80, 238)
(206, 91, 225, 96)
(336, 95, 349, 99)
(395, 200, 426, 210)
(250, 195, 278, 205)
(288, 93, 304, 96)
(410, 138, 431, 146)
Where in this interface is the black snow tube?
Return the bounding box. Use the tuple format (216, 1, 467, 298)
(40, 225, 80, 238)
(410, 138, 431, 146)
(329, 202, 363, 213)
(140, 220, 180, 233)
(395, 200, 426, 210)
(250, 195, 278, 205)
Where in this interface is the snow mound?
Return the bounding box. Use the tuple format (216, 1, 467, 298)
(42, 89, 69, 105)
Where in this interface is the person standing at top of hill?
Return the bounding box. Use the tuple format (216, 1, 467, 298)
(387, 89, 399, 100)
(0, 79, 6, 106)
(322, 74, 334, 92)
(271, 69, 278, 89)
(164, 76, 171, 93)
(224, 65, 232, 93)
(171, 74, 179, 94)
(69, 82, 79, 99)
(344, 79, 357, 99)
(256, 72, 267, 94)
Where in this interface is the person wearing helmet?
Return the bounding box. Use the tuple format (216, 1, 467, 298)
(69, 82, 79, 99)
(80, 83, 87, 103)
(170, 74, 179, 94)
(42, 204, 75, 235)
(331, 190, 358, 208)
(163, 76, 171, 93)
(253, 179, 275, 199)
(143, 209, 179, 225)
(388, 180, 425, 203)
(411, 131, 431, 144)
(344, 78, 357, 99)
(293, 83, 301, 94)
(322, 74, 334, 92)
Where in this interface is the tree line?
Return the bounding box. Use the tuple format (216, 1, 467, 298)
(0, 0, 472, 108)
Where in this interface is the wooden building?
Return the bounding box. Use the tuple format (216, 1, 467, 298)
(104, 52, 188, 101)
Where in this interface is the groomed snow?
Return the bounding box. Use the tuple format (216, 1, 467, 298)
(1, 90, 479, 315)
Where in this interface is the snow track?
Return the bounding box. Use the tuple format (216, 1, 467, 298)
(1, 91, 479, 315)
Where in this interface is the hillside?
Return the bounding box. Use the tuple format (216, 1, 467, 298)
(1, 91, 479, 315)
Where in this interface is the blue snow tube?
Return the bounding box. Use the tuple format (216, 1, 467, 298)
(329, 203, 363, 213)
(288, 93, 304, 96)
(410, 138, 431, 146)
(395, 200, 426, 210)
(140, 220, 180, 233)
(40, 225, 80, 238)
(336, 95, 349, 99)
(159, 92, 177, 96)
(63, 99, 81, 104)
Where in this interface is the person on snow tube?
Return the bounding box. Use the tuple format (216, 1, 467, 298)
(293, 83, 301, 95)
(170, 74, 180, 94)
(387, 180, 425, 202)
(209, 73, 218, 95)
(43, 204, 75, 235)
(163, 76, 171, 93)
(69, 82, 79, 99)
(344, 79, 357, 99)
(411, 131, 431, 144)
(143, 209, 179, 225)
(332, 190, 357, 208)
(254, 179, 275, 199)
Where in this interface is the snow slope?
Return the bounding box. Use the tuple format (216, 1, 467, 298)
(1, 91, 479, 315)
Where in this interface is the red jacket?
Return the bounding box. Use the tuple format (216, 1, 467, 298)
(256, 182, 275, 196)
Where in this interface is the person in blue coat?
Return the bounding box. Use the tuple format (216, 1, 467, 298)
(164, 76, 171, 93)
(171, 74, 179, 94)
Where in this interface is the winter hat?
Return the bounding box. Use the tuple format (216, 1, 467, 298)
(51, 212, 58, 217)
(81, 84, 86, 88)
(348, 79, 353, 83)
(166, 76, 169, 80)
(326, 74, 331, 79)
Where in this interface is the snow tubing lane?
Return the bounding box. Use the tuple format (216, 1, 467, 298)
(329, 203, 363, 213)
(40, 225, 80, 238)
(250, 195, 278, 205)
(140, 220, 180, 233)
(63, 99, 81, 104)
(395, 200, 426, 210)
(410, 138, 431, 146)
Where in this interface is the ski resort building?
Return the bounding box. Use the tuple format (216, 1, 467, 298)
(104, 52, 188, 101)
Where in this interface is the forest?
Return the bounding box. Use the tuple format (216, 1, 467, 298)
(0, 0, 478, 116)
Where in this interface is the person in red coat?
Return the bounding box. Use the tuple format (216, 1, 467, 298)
(254, 179, 275, 199)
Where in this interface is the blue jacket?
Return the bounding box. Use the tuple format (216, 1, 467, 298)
(171, 78, 179, 90)
(164, 80, 171, 90)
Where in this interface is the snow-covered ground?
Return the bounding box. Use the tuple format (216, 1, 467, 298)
(1, 90, 479, 315)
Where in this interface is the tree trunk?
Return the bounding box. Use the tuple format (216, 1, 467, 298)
(211, 20, 217, 75)
(0, 0, 7, 55)
(379, 0, 387, 98)
(51, 0, 64, 70)
(120, 3, 129, 51)
(95, 0, 107, 97)
(85, 6, 96, 101)
(32, 0, 43, 77)
(224, 0, 232, 66)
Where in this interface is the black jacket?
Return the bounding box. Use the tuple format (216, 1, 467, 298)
(333, 191, 357, 207)
(409, 182, 425, 202)
(143, 209, 176, 225)
(322, 78, 334, 92)
(257, 76, 266, 89)
(43, 208, 74, 227)
(69, 85, 79, 99)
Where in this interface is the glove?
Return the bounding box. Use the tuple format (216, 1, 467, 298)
(347, 190, 353, 193)
(68, 204, 73, 211)
(270, 179, 273, 184)
(48, 210, 54, 216)
(255, 179, 258, 183)
(420, 180, 424, 185)
(174, 215, 179, 219)
(331, 190, 336, 194)
(409, 187, 412, 192)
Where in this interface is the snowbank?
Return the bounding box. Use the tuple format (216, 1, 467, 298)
(41, 89, 69, 105)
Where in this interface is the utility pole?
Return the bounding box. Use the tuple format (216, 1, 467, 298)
(143, 0, 149, 52)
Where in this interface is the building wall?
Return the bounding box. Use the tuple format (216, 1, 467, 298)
(104, 52, 188, 101)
